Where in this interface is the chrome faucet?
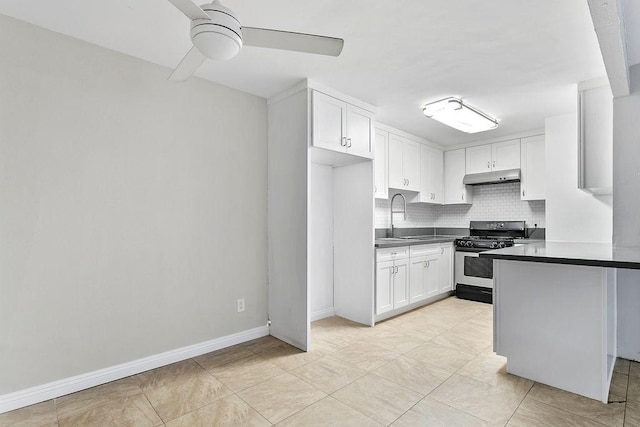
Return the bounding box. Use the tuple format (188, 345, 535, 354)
(390, 193, 407, 238)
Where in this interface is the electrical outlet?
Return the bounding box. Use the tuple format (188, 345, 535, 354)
(237, 298, 245, 313)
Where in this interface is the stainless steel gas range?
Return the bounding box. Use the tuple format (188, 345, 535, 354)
(454, 221, 526, 303)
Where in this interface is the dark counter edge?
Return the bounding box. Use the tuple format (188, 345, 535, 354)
(479, 252, 640, 270)
(375, 236, 458, 248)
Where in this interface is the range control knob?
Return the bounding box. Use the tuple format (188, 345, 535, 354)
(497, 241, 506, 249)
(490, 241, 498, 249)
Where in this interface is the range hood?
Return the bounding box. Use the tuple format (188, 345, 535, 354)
(462, 168, 521, 185)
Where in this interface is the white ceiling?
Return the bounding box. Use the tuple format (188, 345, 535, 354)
(0, 0, 607, 146)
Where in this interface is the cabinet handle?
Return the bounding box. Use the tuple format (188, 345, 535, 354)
(341, 136, 347, 146)
(493, 161, 495, 168)
(395, 266, 398, 274)
(407, 179, 410, 186)
(522, 190, 525, 197)
(441, 247, 444, 255)
(424, 261, 427, 268)
(487, 161, 490, 169)
(461, 194, 464, 200)
(374, 185, 377, 193)
(347, 138, 352, 148)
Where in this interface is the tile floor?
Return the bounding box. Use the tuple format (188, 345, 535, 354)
(2, 296, 639, 426)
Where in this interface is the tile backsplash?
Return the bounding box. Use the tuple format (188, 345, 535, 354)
(376, 182, 545, 229)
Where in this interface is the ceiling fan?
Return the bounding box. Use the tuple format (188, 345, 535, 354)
(167, 0, 344, 81)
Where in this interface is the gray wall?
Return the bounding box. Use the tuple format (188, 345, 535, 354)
(0, 15, 268, 394)
(613, 64, 640, 361)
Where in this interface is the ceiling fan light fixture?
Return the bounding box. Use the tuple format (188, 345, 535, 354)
(192, 31, 242, 60)
(422, 97, 498, 133)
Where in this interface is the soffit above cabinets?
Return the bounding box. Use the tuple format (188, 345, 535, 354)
(0, 0, 606, 145)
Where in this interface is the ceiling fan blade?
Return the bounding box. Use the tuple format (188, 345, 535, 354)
(167, 0, 210, 20)
(242, 27, 344, 57)
(169, 46, 207, 81)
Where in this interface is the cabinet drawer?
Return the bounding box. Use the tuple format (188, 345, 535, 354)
(377, 246, 409, 262)
(410, 244, 441, 257)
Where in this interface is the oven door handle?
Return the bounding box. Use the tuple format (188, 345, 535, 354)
(454, 247, 489, 253)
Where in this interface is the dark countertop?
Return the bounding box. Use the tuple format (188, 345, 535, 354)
(375, 235, 460, 248)
(480, 241, 640, 270)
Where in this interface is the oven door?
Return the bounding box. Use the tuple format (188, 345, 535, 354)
(455, 249, 494, 288)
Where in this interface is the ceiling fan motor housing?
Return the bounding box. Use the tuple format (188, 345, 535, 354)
(190, 1, 242, 60)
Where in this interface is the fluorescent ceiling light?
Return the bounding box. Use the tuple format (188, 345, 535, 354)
(422, 97, 498, 133)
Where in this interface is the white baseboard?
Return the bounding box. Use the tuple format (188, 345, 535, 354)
(0, 325, 269, 414)
(311, 307, 335, 322)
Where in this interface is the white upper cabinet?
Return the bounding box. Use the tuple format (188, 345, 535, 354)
(520, 135, 546, 200)
(444, 149, 473, 204)
(492, 140, 521, 171)
(465, 139, 521, 174)
(578, 79, 613, 194)
(419, 145, 444, 204)
(374, 129, 389, 199)
(465, 144, 493, 174)
(311, 91, 374, 159)
(388, 134, 420, 191)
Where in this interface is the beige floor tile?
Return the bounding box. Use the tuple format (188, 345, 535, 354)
(0, 400, 58, 427)
(55, 376, 142, 418)
(429, 328, 493, 355)
(626, 403, 640, 427)
(136, 359, 232, 422)
(615, 358, 631, 375)
(629, 375, 640, 407)
(165, 394, 270, 427)
(330, 341, 398, 371)
(367, 329, 426, 354)
(208, 353, 285, 392)
(428, 374, 525, 425)
(458, 352, 534, 395)
(255, 341, 325, 371)
(391, 397, 490, 427)
(193, 345, 255, 371)
(373, 356, 451, 395)
(276, 396, 381, 426)
(58, 394, 162, 427)
(395, 320, 449, 341)
(527, 382, 625, 427)
(609, 372, 629, 403)
(310, 336, 347, 353)
(332, 373, 422, 425)
(289, 355, 367, 394)
(241, 335, 285, 353)
(630, 362, 640, 379)
(507, 396, 608, 427)
(237, 372, 326, 424)
(450, 318, 494, 341)
(405, 342, 476, 373)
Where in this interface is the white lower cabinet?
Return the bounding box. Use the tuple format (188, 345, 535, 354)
(377, 243, 453, 316)
(439, 244, 453, 292)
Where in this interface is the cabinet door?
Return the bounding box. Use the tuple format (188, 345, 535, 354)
(409, 255, 427, 303)
(431, 148, 444, 203)
(492, 139, 520, 171)
(424, 254, 440, 298)
(393, 259, 409, 309)
(438, 245, 453, 293)
(419, 145, 434, 203)
(376, 260, 394, 314)
(444, 149, 473, 204)
(388, 134, 405, 189)
(465, 145, 492, 174)
(403, 140, 420, 191)
(312, 91, 346, 152)
(374, 129, 389, 199)
(521, 136, 546, 200)
(346, 104, 374, 158)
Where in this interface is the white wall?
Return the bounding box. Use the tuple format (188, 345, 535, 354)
(309, 164, 334, 320)
(375, 183, 545, 229)
(544, 113, 612, 243)
(613, 64, 640, 361)
(0, 15, 268, 395)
